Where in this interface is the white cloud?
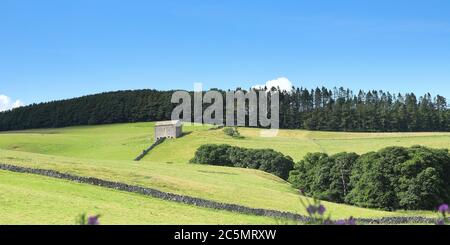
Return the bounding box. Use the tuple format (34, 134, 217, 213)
(252, 77, 293, 92)
(0, 95, 24, 112)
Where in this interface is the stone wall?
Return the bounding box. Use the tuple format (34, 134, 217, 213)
(134, 138, 165, 161)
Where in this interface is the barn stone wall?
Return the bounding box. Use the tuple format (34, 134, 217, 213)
(154, 125, 181, 141)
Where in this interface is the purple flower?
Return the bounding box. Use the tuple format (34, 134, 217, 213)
(438, 204, 449, 214)
(346, 216, 357, 225)
(306, 205, 317, 215)
(335, 216, 357, 225)
(87, 215, 100, 225)
(322, 219, 334, 225)
(318, 204, 326, 215)
(436, 219, 445, 225)
(299, 188, 305, 195)
(335, 220, 346, 225)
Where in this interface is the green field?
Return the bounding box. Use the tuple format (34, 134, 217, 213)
(2, 122, 449, 163)
(1, 122, 448, 224)
(0, 170, 278, 224)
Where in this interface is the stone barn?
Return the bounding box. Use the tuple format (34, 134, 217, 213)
(154, 120, 183, 141)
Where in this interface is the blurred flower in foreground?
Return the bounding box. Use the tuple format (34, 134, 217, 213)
(76, 213, 101, 225)
(335, 217, 356, 225)
(438, 204, 448, 214)
(436, 204, 448, 225)
(298, 189, 356, 225)
(88, 215, 100, 225)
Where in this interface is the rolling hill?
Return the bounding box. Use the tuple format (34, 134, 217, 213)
(1, 122, 448, 224)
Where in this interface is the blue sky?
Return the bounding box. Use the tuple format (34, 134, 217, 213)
(1, 0, 450, 108)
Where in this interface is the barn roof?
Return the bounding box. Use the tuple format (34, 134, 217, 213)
(155, 120, 182, 127)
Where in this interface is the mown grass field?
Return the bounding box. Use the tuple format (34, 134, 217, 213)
(1, 122, 448, 223)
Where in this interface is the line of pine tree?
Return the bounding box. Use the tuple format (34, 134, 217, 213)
(278, 87, 449, 131)
(0, 87, 449, 132)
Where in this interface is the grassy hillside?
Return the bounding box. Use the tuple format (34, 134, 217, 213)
(0, 170, 279, 224)
(0, 122, 160, 161)
(0, 149, 436, 220)
(1, 122, 447, 223)
(0, 149, 396, 219)
(1, 122, 450, 163)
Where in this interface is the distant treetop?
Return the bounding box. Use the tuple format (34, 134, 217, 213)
(0, 87, 449, 132)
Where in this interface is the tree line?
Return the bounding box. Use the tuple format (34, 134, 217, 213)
(0, 87, 449, 132)
(278, 87, 449, 131)
(192, 143, 450, 210)
(190, 144, 294, 180)
(289, 145, 450, 210)
(0, 90, 175, 131)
